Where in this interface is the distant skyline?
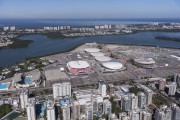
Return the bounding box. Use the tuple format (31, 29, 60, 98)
(0, 0, 180, 19)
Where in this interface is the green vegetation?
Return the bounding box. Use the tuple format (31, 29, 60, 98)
(155, 36, 180, 42)
(9, 39, 33, 48)
(93, 115, 99, 120)
(43, 32, 67, 39)
(152, 94, 170, 108)
(129, 86, 144, 95)
(0, 104, 12, 118)
(18, 58, 48, 72)
(110, 97, 125, 117)
(4, 71, 16, 79)
(101, 114, 109, 120)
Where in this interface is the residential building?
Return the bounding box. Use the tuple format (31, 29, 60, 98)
(155, 105, 172, 120)
(103, 99, 112, 114)
(85, 102, 93, 120)
(129, 111, 139, 120)
(99, 81, 107, 97)
(166, 82, 177, 96)
(10, 26, 15, 31)
(20, 89, 29, 110)
(119, 112, 130, 120)
(159, 78, 166, 91)
(47, 102, 56, 120)
(140, 110, 152, 120)
(71, 100, 80, 120)
(137, 92, 146, 108)
(174, 74, 180, 86)
(53, 82, 71, 99)
(108, 84, 115, 95)
(61, 104, 71, 120)
(26, 98, 36, 120)
(121, 95, 131, 111)
(144, 89, 153, 105)
(130, 94, 138, 110)
(171, 104, 180, 120)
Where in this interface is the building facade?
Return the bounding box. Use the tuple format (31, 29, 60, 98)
(137, 92, 146, 109)
(26, 98, 36, 120)
(53, 82, 71, 99)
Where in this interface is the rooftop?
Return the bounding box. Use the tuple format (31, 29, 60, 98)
(67, 60, 90, 69)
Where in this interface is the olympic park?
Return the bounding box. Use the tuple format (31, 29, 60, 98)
(65, 47, 126, 75)
(3, 43, 175, 91)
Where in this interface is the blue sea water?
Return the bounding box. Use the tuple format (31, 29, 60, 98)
(0, 18, 180, 28)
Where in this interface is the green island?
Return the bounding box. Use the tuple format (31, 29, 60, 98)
(8, 38, 33, 48)
(155, 36, 180, 42)
(42, 32, 67, 39)
(0, 104, 12, 118)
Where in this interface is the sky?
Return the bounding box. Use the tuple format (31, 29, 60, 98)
(0, 0, 180, 19)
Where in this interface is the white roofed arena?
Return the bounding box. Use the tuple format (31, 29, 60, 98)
(84, 48, 100, 53)
(101, 62, 124, 73)
(134, 58, 155, 68)
(67, 60, 92, 75)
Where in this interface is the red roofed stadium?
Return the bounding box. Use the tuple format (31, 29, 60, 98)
(67, 60, 92, 74)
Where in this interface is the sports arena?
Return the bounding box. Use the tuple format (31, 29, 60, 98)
(134, 58, 155, 68)
(67, 60, 92, 74)
(101, 62, 124, 72)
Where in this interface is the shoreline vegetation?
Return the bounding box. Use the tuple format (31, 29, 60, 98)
(155, 36, 180, 42)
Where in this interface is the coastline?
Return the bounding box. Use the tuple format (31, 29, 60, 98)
(155, 36, 180, 42)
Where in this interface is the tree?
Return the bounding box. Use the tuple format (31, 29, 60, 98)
(0, 104, 12, 118)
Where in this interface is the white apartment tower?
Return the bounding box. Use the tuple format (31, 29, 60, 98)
(121, 96, 131, 111)
(119, 112, 130, 120)
(85, 102, 93, 120)
(130, 94, 138, 110)
(166, 82, 177, 96)
(129, 111, 139, 120)
(103, 99, 112, 114)
(71, 100, 80, 120)
(174, 74, 180, 87)
(47, 102, 56, 120)
(140, 110, 152, 120)
(155, 105, 172, 120)
(53, 82, 71, 99)
(99, 81, 107, 97)
(61, 104, 71, 120)
(144, 89, 153, 105)
(137, 92, 146, 108)
(20, 90, 28, 110)
(171, 104, 180, 120)
(26, 98, 36, 120)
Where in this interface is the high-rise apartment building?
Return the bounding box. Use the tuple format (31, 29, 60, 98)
(71, 100, 80, 120)
(47, 101, 56, 120)
(103, 99, 112, 114)
(53, 82, 71, 99)
(137, 92, 146, 109)
(26, 98, 36, 120)
(99, 81, 107, 97)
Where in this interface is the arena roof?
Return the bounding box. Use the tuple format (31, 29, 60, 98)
(90, 52, 104, 57)
(134, 58, 155, 64)
(84, 48, 100, 53)
(102, 62, 123, 70)
(95, 56, 111, 62)
(67, 60, 90, 69)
